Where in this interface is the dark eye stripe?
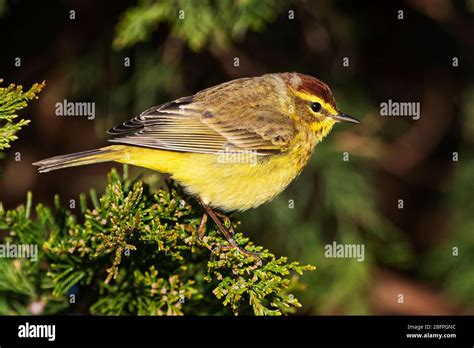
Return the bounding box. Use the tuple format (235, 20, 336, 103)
(310, 102, 322, 113)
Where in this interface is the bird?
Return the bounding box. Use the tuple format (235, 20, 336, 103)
(34, 72, 360, 257)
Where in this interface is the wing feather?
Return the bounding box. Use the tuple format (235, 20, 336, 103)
(107, 81, 296, 155)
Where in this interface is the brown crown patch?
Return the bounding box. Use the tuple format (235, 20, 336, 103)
(281, 72, 336, 107)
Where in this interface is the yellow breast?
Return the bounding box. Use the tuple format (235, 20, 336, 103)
(113, 134, 315, 212)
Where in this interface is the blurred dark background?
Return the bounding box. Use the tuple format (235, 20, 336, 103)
(1, 0, 473, 314)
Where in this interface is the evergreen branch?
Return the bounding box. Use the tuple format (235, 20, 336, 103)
(0, 79, 45, 150)
(113, 0, 282, 51)
(0, 168, 315, 315)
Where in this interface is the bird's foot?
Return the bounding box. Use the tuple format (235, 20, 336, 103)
(212, 243, 262, 266)
(197, 198, 262, 265)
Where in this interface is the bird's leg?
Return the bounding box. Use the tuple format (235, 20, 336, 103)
(196, 213, 208, 240)
(199, 200, 238, 248)
(214, 211, 235, 237)
(197, 198, 261, 259)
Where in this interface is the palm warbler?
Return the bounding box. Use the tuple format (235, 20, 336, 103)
(34, 72, 360, 256)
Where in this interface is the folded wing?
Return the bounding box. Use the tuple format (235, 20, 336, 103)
(108, 92, 296, 156)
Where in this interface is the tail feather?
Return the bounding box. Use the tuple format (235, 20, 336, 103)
(33, 146, 121, 173)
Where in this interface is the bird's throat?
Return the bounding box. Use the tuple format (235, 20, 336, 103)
(311, 119, 336, 143)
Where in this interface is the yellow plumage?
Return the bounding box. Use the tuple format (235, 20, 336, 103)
(111, 136, 313, 211)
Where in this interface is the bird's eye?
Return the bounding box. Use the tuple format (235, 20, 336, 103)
(310, 102, 322, 113)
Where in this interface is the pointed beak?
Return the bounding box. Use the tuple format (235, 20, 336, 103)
(331, 112, 361, 124)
